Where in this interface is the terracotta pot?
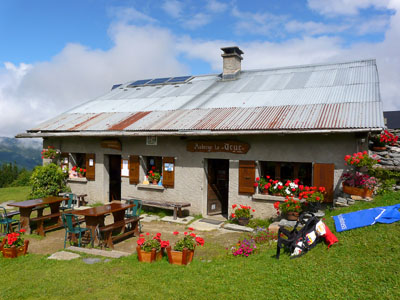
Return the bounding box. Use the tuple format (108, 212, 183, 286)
(166, 246, 194, 265)
(285, 211, 299, 221)
(372, 146, 386, 152)
(1, 240, 29, 258)
(261, 189, 268, 195)
(273, 193, 282, 197)
(342, 183, 373, 198)
(237, 217, 250, 226)
(78, 173, 84, 178)
(136, 246, 162, 263)
(152, 180, 158, 185)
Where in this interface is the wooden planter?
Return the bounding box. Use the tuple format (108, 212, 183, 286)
(136, 246, 162, 263)
(342, 183, 373, 198)
(166, 246, 194, 265)
(0, 240, 29, 258)
(285, 211, 299, 221)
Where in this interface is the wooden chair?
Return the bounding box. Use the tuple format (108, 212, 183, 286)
(60, 193, 75, 211)
(61, 213, 93, 248)
(125, 199, 142, 232)
(0, 206, 20, 234)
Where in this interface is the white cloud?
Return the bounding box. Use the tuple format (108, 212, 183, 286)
(183, 13, 212, 29)
(0, 24, 187, 137)
(285, 20, 349, 35)
(162, 0, 184, 18)
(108, 7, 157, 24)
(231, 7, 287, 36)
(206, 0, 228, 13)
(2, 2, 400, 137)
(307, 0, 391, 16)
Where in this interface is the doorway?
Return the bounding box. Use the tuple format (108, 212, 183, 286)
(109, 155, 121, 202)
(207, 159, 229, 215)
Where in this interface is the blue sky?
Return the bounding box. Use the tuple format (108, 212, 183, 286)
(0, 0, 399, 136)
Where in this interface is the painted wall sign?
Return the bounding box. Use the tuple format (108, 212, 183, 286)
(100, 139, 121, 151)
(187, 141, 250, 154)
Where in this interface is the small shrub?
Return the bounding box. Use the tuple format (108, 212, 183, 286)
(29, 163, 69, 198)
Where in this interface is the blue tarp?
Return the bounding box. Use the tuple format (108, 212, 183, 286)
(333, 204, 400, 232)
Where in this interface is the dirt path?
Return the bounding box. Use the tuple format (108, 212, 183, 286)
(27, 219, 246, 259)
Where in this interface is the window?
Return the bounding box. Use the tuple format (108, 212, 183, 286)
(69, 153, 86, 178)
(259, 161, 312, 186)
(139, 155, 175, 188)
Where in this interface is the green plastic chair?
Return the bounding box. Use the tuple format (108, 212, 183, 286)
(125, 199, 142, 232)
(61, 213, 92, 248)
(0, 206, 20, 234)
(60, 193, 75, 211)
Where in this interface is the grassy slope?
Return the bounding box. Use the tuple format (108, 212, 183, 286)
(0, 186, 30, 204)
(1, 193, 400, 300)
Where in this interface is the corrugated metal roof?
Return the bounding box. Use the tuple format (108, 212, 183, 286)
(28, 59, 385, 134)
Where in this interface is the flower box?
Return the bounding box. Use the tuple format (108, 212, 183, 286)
(166, 246, 194, 265)
(342, 183, 373, 198)
(136, 246, 162, 263)
(0, 240, 29, 258)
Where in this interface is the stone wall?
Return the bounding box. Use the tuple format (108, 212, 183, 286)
(43, 132, 363, 218)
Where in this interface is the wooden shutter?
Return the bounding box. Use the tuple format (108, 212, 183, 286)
(239, 160, 255, 195)
(162, 157, 175, 188)
(85, 153, 95, 181)
(313, 163, 334, 203)
(129, 155, 140, 184)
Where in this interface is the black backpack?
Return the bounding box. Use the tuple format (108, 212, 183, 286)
(276, 212, 321, 259)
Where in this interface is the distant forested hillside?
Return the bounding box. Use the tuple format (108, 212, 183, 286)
(0, 137, 42, 170)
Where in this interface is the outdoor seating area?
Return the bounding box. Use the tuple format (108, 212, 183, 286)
(1, 195, 145, 250)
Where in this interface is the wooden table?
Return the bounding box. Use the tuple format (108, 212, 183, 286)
(71, 202, 135, 244)
(8, 196, 68, 234)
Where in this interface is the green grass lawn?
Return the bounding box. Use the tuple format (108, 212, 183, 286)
(1, 192, 400, 300)
(0, 186, 30, 204)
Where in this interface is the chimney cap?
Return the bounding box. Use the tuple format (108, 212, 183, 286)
(221, 46, 244, 57)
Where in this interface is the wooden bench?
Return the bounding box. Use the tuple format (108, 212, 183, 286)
(99, 217, 142, 249)
(137, 199, 191, 220)
(30, 212, 63, 236)
(5, 211, 20, 218)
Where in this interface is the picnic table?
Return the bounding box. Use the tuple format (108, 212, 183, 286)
(71, 202, 141, 249)
(7, 196, 68, 235)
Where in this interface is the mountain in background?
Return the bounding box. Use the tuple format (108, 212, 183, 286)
(0, 137, 42, 170)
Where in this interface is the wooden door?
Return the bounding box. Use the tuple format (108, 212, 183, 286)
(207, 159, 229, 215)
(313, 163, 335, 203)
(109, 155, 121, 202)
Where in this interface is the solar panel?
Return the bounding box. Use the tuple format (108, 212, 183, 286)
(128, 79, 152, 86)
(167, 76, 192, 83)
(111, 84, 122, 90)
(147, 77, 171, 85)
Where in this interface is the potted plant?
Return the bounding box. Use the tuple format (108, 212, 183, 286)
(41, 146, 60, 164)
(299, 187, 326, 212)
(274, 196, 303, 221)
(254, 176, 271, 194)
(166, 229, 204, 265)
(0, 229, 29, 258)
(230, 204, 255, 226)
(370, 130, 399, 151)
(136, 232, 169, 263)
(148, 168, 161, 185)
(344, 151, 379, 172)
(269, 180, 284, 196)
(71, 166, 86, 178)
(341, 172, 377, 198)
